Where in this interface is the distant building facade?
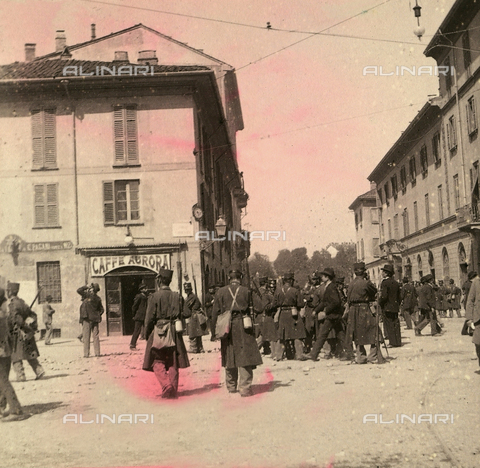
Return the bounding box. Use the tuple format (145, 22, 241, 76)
(0, 24, 248, 337)
(352, 0, 480, 285)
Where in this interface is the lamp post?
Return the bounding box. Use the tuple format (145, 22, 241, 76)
(199, 215, 228, 251)
(124, 225, 154, 246)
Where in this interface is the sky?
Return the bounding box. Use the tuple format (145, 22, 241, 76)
(0, 0, 457, 260)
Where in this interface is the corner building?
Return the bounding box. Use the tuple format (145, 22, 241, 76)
(0, 24, 248, 337)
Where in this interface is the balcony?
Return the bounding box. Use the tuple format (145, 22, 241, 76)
(456, 203, 480, 230)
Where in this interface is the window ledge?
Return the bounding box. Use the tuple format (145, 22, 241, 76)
(112, 164, 142, 169)
(32, 226, 62, 230)
(31, 167, 59, 172)
(104, 222, 145, 227)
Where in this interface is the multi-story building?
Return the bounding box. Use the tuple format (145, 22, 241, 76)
(352, 0, 480, 285)
(0, 24, 248, 337)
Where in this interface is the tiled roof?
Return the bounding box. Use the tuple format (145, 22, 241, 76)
(0, 59, 211, 80)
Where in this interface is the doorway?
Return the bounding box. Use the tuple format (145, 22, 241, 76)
(105, 267, 156, 336)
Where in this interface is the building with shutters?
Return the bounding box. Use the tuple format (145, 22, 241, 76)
(0, 24, 248, 337)
(351, 0, 480, 287)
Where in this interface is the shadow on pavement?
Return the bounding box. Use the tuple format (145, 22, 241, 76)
(22, 401, 67, 415)
(252, 380, 291, 395)
(177, 383, 222, 397)
(43, 340, 72, 345)
(38, 373, 69, 380)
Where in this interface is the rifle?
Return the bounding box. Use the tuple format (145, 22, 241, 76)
(374, 302, 387, 364)
(30, 288, 43, 309)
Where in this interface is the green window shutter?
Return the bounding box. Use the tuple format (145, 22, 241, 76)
(103, 181, 115, 225)
(34, 184, 46, 226)
(46, 183, 58, 226)
(32, 110, 44, 169)
(113, 108, 125, 164)
(44, 109, 56, 168)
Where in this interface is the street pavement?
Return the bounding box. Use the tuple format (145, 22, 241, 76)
(1, 316, 479, 468)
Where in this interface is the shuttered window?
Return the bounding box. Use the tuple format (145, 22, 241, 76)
(103, 180, 140, 225)
(113, 106, 138, 165)
(31, 109, 56, 169)
(34, 183, 59, 227)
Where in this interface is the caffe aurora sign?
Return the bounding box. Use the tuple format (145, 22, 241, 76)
(90, 254, 171, 277)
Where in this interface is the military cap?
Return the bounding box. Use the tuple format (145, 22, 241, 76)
(283, 272, 294, 280)
(228, 264, 243, 276)
(157, 269, 174, 281)
(139, 281, 148, 291)
(449, 278, 454, 284)
(381, 264, 395, 275)
(402, 277, 410, 284)
(468, 271, 478, 280)
(353, 262, 366, 271)
(184, 282, 193, 290)
(258, 276, 268, 285)
(7, 282, 20, 293)
(421, 274, 434, 283)
(92, 283, 100, 292)
(319, 267, 335, 279)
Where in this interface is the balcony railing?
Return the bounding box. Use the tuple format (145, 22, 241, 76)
(456, 203, 480, 229)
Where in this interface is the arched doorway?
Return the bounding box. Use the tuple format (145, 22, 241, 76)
(458, 243, 468, 283)
(405, 257, 412, 279)
(417, 254, 423, 279)
(105, 266, 157, 336)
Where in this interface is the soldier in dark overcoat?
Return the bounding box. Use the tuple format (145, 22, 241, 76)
(211, 266, 262, 397)
(462, 271, 477, 311)
(303, 273, 319, 353)
(304, 268, 346, 361)
(130, 282, 149, 350)
(143, 269, 189, 399)
(415, 274, 440, 336)
(400, 277, 417, 329)
(0, 287, 29, 421)
(183, 282, 207, 353)
(7, 282, 45, 381)
(465, 274, 480, 367)
(436, 280, 447, 318)
(272, 272, 306, 361)
(256, 279, 277, 355)
(204, 285, 216, 334)
(379, 264, 402, 347)
(447, 279, 462, 318)
(346, 263, 378, 364)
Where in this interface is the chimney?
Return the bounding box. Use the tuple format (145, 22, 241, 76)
(113, 51, 129, 62)
(55, 30, 66, 52)
(25, 43, 36, 62)
(138, 50, 158, 65)
(91, 24, 96, 40)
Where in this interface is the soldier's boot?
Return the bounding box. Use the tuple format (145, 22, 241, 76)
(12, 361, 26, 382)
(29, 360, 45, 380)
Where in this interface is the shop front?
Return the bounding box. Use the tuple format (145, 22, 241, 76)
(78, 245, 182, 336)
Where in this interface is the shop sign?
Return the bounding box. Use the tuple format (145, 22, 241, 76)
(90, 254, 171, 277)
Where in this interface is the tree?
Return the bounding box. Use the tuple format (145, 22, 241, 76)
(248, 252, 275, 279)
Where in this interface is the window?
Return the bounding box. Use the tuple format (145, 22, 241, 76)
(447, 115, 457, 151)
(432, 132, 441, 167)
(384, 183, 390, 205)
(471, 161, 479, 192)
(391, 175, 398, 199)
(403, 208, 409, 237)
(34, 183, 59, 227)
(360, 239, 364, 260)
(444, 56, 452, 92)
(381, 223, 385, 242)
(438, 185, 444, 220)
(372, 238, 380, 258)
(103, 180, 140, 225)
(453, 174, 460, 209)
(113, 105, 138, 165)
(425, 194, 430, 227)
(420, 145, 428, 177)
(370, 207, 379, 224)
(388, 218, 392, 240)
(463, 31, 471, 72)
(400, 166, 407, 192)
(31, 109, 56, 170)
(394, 214, 399, 238)
(37, 261, 62, 303)
(466, 96, 478, 136)
(413, 201, 419, 231)
(409, 157, 417, 186)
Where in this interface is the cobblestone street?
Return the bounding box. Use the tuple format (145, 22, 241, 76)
(2, 317, 479, 468)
